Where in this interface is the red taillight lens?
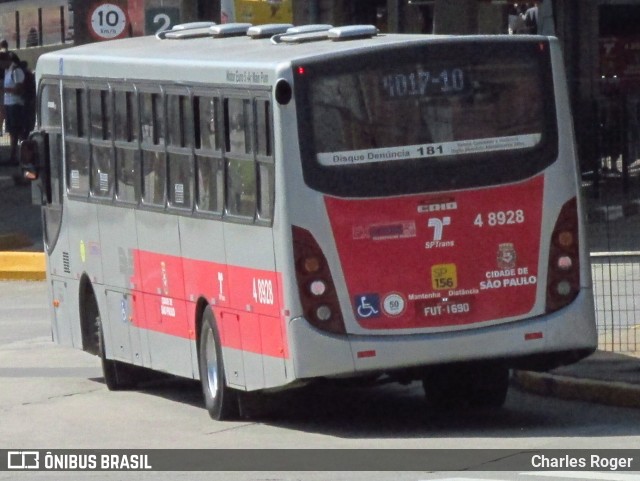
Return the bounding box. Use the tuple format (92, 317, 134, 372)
(292, 225, 346, 334)
(546, 197, 580, 312)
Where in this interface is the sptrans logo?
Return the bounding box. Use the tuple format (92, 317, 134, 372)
(425, 217, 455, 249)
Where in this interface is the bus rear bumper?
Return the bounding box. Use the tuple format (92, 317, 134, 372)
(289, 288, 597, 380)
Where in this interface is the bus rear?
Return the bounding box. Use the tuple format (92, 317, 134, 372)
(280, 35, 596, 403)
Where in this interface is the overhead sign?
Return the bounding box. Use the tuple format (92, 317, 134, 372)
(89, 3, 128, 40)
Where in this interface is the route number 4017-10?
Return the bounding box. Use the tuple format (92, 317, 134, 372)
(252, 278, 274, 305)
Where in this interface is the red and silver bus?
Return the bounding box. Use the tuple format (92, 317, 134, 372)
(26, 23, 597, 420)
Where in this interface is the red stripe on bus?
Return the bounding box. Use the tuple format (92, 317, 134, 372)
(129, 250, 288, 359)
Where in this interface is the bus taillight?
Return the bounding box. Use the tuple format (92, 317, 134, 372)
(545, 197, 580, 312)
(292, 225, 346, 334)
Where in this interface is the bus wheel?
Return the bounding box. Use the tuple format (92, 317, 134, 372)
(467, 365, 509, 408)
(97, 317, 138, 390)
(422, 365, 468, 409)
(198, 308, 239, 421)
(422, 364, 509, 409)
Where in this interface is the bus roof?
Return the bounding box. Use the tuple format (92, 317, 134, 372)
(37, 26, 551, 85)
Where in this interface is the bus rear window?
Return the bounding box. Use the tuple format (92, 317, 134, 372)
(295, 40, 558, 197)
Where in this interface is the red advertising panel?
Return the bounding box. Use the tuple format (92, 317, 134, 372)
(325, 175, 544, 330)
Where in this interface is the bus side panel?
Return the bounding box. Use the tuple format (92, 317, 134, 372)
(67, 201, 103, 284)
(179, 215, 227, 379)
(223, 222, 284, 390)
(98, 205, 139, 294)
(98, 205, 147, 366)
(104, 289, 144, 366)
(135, 210, 193, 377)
(66, 201, 99, 348)
(51, 278, 74, 346)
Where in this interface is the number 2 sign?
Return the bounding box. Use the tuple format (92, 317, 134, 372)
(145, 7, 181, 35)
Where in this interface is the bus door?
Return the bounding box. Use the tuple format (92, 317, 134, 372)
(33, 80, 71, 344)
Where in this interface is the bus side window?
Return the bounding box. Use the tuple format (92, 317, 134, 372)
(195, 95, 224, 215)
(40, 82, 63, 205)
(167, 93, 193, 209)
(224, 97, 255, 218)
(63, 85, 90, 196)
(140, 91, 166, 207)
(89, 87, 114, 198)
(255, 99, 274, 223)
(114, 89, 139, 204)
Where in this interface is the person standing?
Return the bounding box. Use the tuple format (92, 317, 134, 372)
(0, 40, 8, 137)
(1, 51, 25, 165)
(523, 1, 542, 34)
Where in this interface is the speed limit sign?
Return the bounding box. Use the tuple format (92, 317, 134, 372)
(89, 3, 128, 40)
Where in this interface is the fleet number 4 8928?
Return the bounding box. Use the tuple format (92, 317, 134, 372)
(474, 209, 524, 227)
(252, 278, 274, 305)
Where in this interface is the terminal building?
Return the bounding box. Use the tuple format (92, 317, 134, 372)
(0, 0, 639, 178)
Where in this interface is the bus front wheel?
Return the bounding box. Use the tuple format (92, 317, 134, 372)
(198, 308, 239, 421)
(97, 318, 138, 390)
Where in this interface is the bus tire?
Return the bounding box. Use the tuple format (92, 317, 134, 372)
(97, 317, 138, 390)
(468, 365, 509, 408)
(199, 308, 239, 421)
(84, 285, 137, 391)
(422, 365, 468, 410)
(422, 364, 509, 409)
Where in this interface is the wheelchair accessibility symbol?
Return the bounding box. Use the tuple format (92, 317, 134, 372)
(355, 294, 381, 318)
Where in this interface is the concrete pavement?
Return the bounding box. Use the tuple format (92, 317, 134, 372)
(0, 162, 44, 280)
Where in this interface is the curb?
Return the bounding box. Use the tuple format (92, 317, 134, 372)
(512, 370, 640, 409)
(0, 251, 46, 281)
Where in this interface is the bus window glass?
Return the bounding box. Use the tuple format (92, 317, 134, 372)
(295, 41, 557, 196)
(89, 88, 114, 198)
(167, 94, 193, 147)
(40, 83, 61, 128)
(196, 155, 224, 214)
(168, 153, 192, 208)
(197, 96, 220, 151)
(116, 148, 139, 203)
(91, 145, 114, 197)
(255, 100, 272, 157)
(140, 92, 164, 145)
(63, 87, 86, 138)
(225, 98, 252, 155)
(227, 158, 256, 217)
(114, 91, 138, 142)
(89, 89, 112, 140)
(258, 162, 274, 221)
(49, 134, 63, 204)
(66, 141, 89, 195)
(142, 151, 166, 206)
